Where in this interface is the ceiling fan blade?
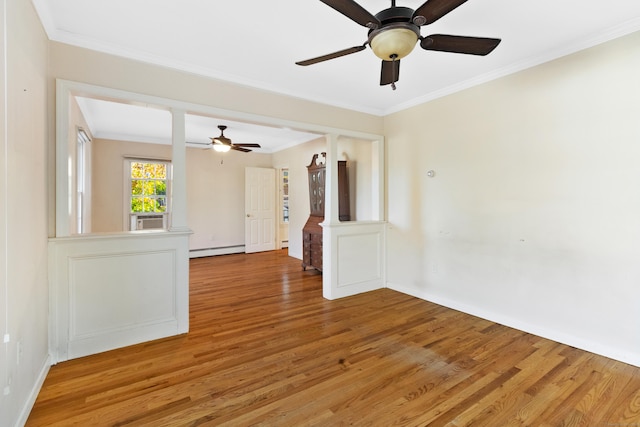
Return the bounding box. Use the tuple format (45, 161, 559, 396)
(233, 143, 261, 148)
(412, 0, 468, 26)
(232, 146, 252, 153)
(186, 141, 212, 150)
(380, 60, 400, 86)
(421, 34, 501, 55)
(296, 45, 366, 66)
(319, 0, 380, 29)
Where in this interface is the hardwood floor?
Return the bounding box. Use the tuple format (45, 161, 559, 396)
(27, 250, 640, 426)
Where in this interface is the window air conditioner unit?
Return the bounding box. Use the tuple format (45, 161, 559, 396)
(133, 214, 166, 230)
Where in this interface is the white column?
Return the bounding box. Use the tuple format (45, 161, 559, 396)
(322, 134, 338, 299)
(323, 133, 339, 225)
(371, 138, 385, 221)
(170, 109, 189, 231)
(0, 0, 9, 399)
(55, 81, 71, 237)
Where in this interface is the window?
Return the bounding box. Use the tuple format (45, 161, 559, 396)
(127, 159, 171, 230)
(281, 168, 289, 223)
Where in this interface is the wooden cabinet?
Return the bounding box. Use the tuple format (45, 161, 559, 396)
(302, 153, 350, 272)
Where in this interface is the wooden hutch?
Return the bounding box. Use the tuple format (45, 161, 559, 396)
(302, 153, 350, 271)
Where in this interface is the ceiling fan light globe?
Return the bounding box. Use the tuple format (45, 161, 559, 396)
(213, 143, 231, 153)
(370, 27, 419, 60)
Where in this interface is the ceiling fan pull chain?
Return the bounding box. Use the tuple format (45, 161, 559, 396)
(391, 54, 398, 91)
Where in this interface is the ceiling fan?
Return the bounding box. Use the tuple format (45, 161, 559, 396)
(296, 0, 501, 90)
(208, 125, 262, 153)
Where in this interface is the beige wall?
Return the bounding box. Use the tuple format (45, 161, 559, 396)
(1, 0, 50, 425)
(186, 147, 273, 251)
(337, 137, 374, 221)
(91, 139, 173, 232)
(385, 30, 640, 365)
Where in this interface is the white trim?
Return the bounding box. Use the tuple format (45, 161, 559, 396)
(56, 78, 383, 237)
(56, 79, 384, 142)
(15, 355, 51, 427)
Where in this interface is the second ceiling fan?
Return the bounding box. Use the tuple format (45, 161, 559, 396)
(210, 125, 261, 153)
(296, 0, 501, 90)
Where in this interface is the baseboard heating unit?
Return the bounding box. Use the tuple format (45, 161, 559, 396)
(189, 245, 245, 258)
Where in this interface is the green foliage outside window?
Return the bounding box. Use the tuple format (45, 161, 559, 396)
(130, 162, 169, 213)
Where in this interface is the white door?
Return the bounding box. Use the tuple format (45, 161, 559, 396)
(245, 167, 276, 253)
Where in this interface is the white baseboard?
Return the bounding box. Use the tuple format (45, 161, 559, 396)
(387, 282, 640, 368)
(189, 245, 245, 258)
(15, 354, 51, 427)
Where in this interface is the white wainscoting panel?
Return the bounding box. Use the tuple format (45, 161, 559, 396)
(323, 221, 386, 299)
(49, 231, 191, 362)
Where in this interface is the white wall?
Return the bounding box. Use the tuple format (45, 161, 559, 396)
(186, 147, 273, 252)
(385, 30, 640, 366)
(0, 0, 50, 425)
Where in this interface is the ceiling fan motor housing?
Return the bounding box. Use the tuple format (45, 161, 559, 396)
(368, 7, 420, 61)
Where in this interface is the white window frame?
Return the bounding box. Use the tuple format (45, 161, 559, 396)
(123, 157, 172, 231)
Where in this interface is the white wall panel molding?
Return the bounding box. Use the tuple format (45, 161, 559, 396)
(322, 221, 386, 300)
(49, 231, 190, 363)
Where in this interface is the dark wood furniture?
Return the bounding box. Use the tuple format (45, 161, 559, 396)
(302, 153, 350, 271)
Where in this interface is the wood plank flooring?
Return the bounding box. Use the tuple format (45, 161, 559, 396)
(27, 250, 640, 426)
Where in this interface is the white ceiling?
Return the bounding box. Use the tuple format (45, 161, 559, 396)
(34, 0, 640, 148)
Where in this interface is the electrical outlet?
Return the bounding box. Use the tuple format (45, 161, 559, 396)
(3, 334, 9, 343)
(17, 341, 22, 365)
